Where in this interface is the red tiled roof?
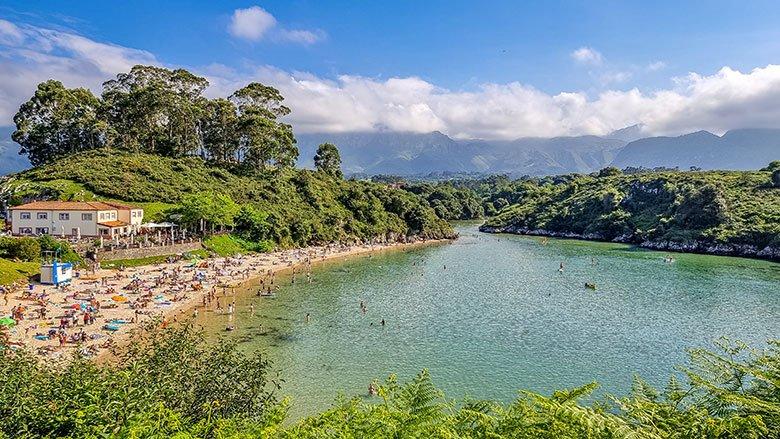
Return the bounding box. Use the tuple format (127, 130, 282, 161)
(10, 201, 138, 211)
(98, 220, 128, 227)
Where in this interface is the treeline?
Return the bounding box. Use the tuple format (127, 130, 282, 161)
(13, 65, 297, 171)
(1, 324, 778, 437)
(2, 150, 455, 247)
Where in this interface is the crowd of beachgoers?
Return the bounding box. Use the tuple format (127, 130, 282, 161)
(0, 239, 438, 362)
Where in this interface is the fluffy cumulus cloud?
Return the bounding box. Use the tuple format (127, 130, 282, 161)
(2, 19, 780, 140)
(0, 19, 156, 123)
(228, 5, 323, 44)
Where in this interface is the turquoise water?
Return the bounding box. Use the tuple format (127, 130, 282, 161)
(198, 224, 780, 418)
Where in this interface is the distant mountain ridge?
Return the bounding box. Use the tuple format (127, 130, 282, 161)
(612, 128, 780, 170)
(298, 127, 779, 176)
(0, 125, 778, 177)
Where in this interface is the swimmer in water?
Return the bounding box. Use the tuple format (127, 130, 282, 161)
(305, 313, 311, 323)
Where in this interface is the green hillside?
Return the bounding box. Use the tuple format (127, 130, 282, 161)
(482, 167, 780, 259)
(0, 150, 455, 247)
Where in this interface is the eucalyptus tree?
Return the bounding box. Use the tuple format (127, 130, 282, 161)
(12, 80, 111, 166)
(230, 82, 298, 171)
(101, 65, 209, 157)
(201, 98, 241, 165)
(314, 142, 343, 178)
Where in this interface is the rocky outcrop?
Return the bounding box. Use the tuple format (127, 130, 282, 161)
(479, 224, 780, 261)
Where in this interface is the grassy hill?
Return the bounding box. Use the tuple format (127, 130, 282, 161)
(481, 169, 780, 259)
(0, 150, 455, 247)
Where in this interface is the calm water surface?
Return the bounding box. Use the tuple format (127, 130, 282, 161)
(197, 224, 780, 418)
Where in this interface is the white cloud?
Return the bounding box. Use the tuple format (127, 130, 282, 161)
(647, 61, 666, 71)
(228, 6, 276, 41)
(0, 21, 156, 123)
(228, 5, 323, 44)
(2, 19, 780, 141)
(571, 47, 603, 65)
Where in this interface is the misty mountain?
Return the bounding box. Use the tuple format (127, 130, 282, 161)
(0, 127, 31, 176)
(611, 128, 780, 170)
(296, 131, 626, 176)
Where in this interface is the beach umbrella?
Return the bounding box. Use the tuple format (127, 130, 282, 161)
(0, 317, 16, 327)
(112, 295, 128, 302)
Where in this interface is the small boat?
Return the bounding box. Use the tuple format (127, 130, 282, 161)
(585, 282, 597, 290)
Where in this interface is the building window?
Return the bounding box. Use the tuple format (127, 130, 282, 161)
(71, 228, 79, 236)
(100, 228, 110, 235)
(37, 212, 47, 220)
(82, 213, 93, 221)
(110, 212, 116, 219)
(35, 227, 49, 235)
(20, 212, 31, 220)
(59, 213, 70, 220)
(99, 213, 105, 220)
(19, 227, 32, 234)
(131, 211, 137, 218)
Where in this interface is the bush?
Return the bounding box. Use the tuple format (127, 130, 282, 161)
(0, 237, 42, 262)
(772, 169, 780, 188)
(0, 323, 279, 438)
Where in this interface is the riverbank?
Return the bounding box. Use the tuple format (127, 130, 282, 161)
(479, 224, 780, 261)
(0, 237, 450, 362)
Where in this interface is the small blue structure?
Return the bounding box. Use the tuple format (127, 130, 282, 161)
(40, 251, 73, 286)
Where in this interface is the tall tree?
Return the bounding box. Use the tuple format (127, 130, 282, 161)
(201, 98, 240, 165)
(314, 142, 343, 178)
(230, 83, 298, 171)
(101, 65, 209, 156)
(13, 80, 111, 166)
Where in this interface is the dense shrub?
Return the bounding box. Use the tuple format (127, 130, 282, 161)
(485, 169, 780, 248)
(1, 328, 778, 438)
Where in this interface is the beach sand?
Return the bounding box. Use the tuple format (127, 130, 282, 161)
(0, 238, 448, 363)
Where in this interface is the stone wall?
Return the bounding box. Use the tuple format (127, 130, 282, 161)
(97, 241, 203, 261)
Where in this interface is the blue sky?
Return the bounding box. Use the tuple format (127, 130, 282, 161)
(2, 1, 780, 138)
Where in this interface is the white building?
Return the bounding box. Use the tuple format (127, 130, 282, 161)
(8, 201, 144, 238)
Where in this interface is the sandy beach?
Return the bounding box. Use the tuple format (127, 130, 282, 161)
(0, 238, 448, 362)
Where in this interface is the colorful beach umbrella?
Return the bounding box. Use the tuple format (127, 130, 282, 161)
(112, 295, 128, 302)
(0, 317, 16, 327)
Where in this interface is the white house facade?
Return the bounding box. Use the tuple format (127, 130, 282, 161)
(8, 201, 144, 237)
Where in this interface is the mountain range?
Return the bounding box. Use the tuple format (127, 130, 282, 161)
(298, 127, 780, 176)
(1, 126, 778, 177)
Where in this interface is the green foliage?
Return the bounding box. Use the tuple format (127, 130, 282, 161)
(203, 234, 273, 256)
(178, 191, 239, 231)
(404, 182, 485, 220)
(0, 237, 41, 262)
(313, 142, 343, 178)
(14, 65, 298, 172)
(597, 166, 623, 177)
(772, 169, 780, 188)
(36, 235, 82, 264)
(0, 323, 279, 438)
(12, 80, 109, 166)
(0, 258, 39, 285)
(485, 169, 780, 250)
(100, 250, 208, 269)
(1, 150, 455, 248)
(3, 330, 778, 438)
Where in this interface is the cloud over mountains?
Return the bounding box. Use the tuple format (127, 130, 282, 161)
(2, 18, 780, 141)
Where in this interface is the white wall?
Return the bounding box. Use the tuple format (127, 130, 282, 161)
(11, 209, 99, 236)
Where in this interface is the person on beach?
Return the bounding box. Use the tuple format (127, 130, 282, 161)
(305, 313, 311, 323)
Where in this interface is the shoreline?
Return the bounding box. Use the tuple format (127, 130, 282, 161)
(479, 224, 780, 262)
(2, 237, 451, 363)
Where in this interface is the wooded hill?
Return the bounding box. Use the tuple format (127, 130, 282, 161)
(481, 166, 780, 260)
(0, 150, 455, 248)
